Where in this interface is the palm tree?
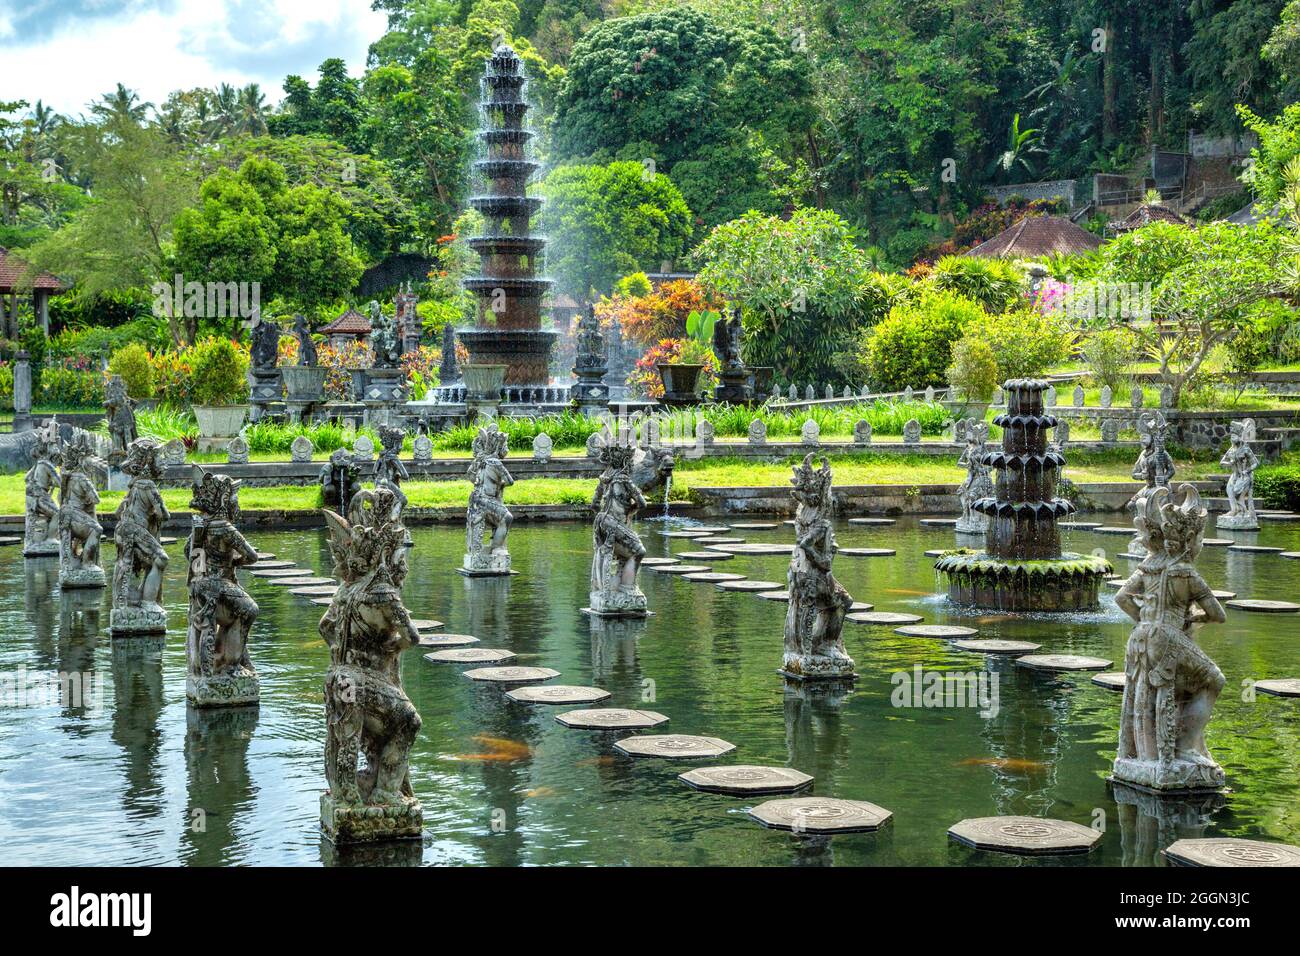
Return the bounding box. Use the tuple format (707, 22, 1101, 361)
(207, 83, 240, 139)
(236, 84, 268, 136)
(90, 83, 152, 124)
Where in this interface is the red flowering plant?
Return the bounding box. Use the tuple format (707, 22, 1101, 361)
(401, 345, 441, 400)
(628, 338, 719, 399)
(317, 340, 373, 400)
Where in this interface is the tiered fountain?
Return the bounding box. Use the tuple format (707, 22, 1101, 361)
(936, 379, 1110, 610)
(459, 44, 556, 390)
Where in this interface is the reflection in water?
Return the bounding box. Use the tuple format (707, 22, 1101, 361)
(782, 678, 854, 785)
(182, 706, 260, 866)
(320, 836, 423, 867)
(109, 639, 166, 823)
(1111, 780, 1225, 867)
(588, 614, 645, 684)
(56, 590, 102, 728)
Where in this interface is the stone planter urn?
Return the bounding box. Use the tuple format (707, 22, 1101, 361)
(656, 363, 704, 406)
(462, 363, 508, 400)
(193, 404, 249, 453)
(281, 365, 329, 402)
(941, 397, 990, 424)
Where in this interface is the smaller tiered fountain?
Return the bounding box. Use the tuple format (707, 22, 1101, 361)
(936, 379, 1110, 611)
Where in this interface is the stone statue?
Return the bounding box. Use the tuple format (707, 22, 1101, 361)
(185, 468, 260, 707)
(251, 313, 281, 371)
(1113, 485, 1226, 793)
(104, 375, 137, 466)
(782, 454, 855, 680)
(439, 323, 460, 385)
(320, 449, 363, 514)
(110, 438, 170, 635)
(58, 434, 106, 589)
(320, 487, 423, 844)
(955, 421, 993, 534)
(293, 314, 317, 367)
(1127, 411, 1174, 558)
(1216, 419, 1259, 530)
(588, 442, 648, 617)
(375, 425, 409, 518)
(630, 445, 675, 500)
(462, 426, 513, 575)
(368, 300, 401, 368)
(713, 314, 744, 373)
(23, 420, 61, 557)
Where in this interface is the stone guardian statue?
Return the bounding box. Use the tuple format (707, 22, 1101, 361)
(58, 434, 106, 589)
(588, 442, 648, 617)
(1216, 419, 1260, 530)
(955, 421, 993, 534)
(110, 437, 170, 635)
(462, 426, 514, 575)
(1127, 411, 1174, 558)
(23, 420, 61, 557)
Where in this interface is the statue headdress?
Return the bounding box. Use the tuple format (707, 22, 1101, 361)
(189, 466, 241, 521)
(791, 452, 833, 507)
(1156, 483, 1206, 557)
(122, 436, 163, 479)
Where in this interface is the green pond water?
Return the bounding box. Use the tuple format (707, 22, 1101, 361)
(1, 516, 1297, 866)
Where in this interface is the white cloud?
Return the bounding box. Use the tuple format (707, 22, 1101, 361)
(0, 0, 387, 116)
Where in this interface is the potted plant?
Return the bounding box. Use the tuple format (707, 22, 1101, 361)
(190, 336, 251, 451)
(657, 309, 716, 404)
(943, 335, 998, 422)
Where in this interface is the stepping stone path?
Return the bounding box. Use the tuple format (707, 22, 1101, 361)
(748, 797, 892, 834)
(661, 531, 710, 539)
(1164, 838, 1300, 867)
(894, 624, 977, 638)
(464, 666, 560, 684)
(1091, 672, 1127, 691)
(948, 817, 1101, 856)
(555, 708, 669, 730)
(1227, 545, 1285, 554)
(310, 598, 334, 607)
(1211, 590, 1236, 600)
(1258, 513, 1300, 521)
(692, 536, 745, 545)
(1279, 552, 1300, 560)
(950, 639, 1040, 655)
(651, 564, 712, 575)
(615, 734, 736, 759)
(1104, 579, 1124, 589)
(249, 560, 296, 570)
(418, 633, 479, 648)
(680, 572, 746, 583)
(1015, 654, 1112, 672)
(728, 522, 779, 530)
(847, 611, 923, 625)
(411, 619, 444, 630)
(716, 579, 783, 592)
(0, 536, 20, 546)
(290, 585, 338, 597)
(1058, 522, 1102, 530)
(685, 526, 731, 534)
(680, 766, 813, 796)
(640, 557, 681, 567)
(268, 576, 334, 587)
(160, 537, 178, 545)
(424, 648, 515, 665)
(836, 547, 896, 557)
(1255, 678, 1300, 698)
(918, 518, 958, 527)
(249, 567, 312, 578)
(847, 517, 895, 526)
(924, 549, 950, 557)
(255, 552, 276, 560)
(849, 601, 874, 612)
(505, 685, 610, 705)
(1225, 599, 1300, 613)
(708, 543, 793, 555)
(677, 551, 731, 561)
(756, 590, 789, 601)
(1094, 526, 1133, 535)
(1201, 538, 1232, 546)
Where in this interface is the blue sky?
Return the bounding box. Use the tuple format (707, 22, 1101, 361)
(0, 0, 388, 116)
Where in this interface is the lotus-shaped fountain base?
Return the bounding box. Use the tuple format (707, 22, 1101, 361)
(935, 549, 1111, 612)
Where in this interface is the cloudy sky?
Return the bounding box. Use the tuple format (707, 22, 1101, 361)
(0, 0, 388, 116)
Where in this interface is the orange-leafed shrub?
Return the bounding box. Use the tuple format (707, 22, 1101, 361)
(596, 279, 723, 348)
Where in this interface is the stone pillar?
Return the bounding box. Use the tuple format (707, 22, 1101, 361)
(37, 289, 50, 337)
(12, 350, 33, 432)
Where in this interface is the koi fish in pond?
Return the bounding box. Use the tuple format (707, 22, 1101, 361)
(956, 757, 1047, 773)
(448, 735, 533, 762)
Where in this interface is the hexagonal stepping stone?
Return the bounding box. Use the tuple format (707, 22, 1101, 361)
(411, 619, 444, 630)
(924, 549, 950, 558)
(680, 571, 747, 583)
(848, 517, 895, 526)
(847, 611, 923, 625)
(1164, 838, 1300, 868)
(269, 576, 334, 587)
(1279, 552, 1300, 560)
(424, 647, 515, 665)
(680, 765, 813, 796)
(1225, 599, 1300, 613)
(1255, 678, 1300, 698)
(661, 530, 710, 539)
(748, 797, 892, 834)
(950, 639, 1041, 655)
(894, 624, 978, 638)
(505, 684, 610, 705)
(708, 543, 793, 556)
(614, 734, 736, 759)
(0, 536, 21, 546)
(919, 518, 958, 527)
(641, 557, 681, 567)
(290, 585, 338, 597)
(555, 708, 669, 730)
(160, 537, 178, 545)
(1093, 526, 1133, 535)
(948, 816, 1101, 856)
(716, 579, 783, 592)
(1104, 579, 1124, 589)
(849, 601, 874, 612)
(1227, 544, 1284, 554)
(1091, 672, 1126, 691)
(684, 525, 731, 534)
(650, 564, 712, 575)
(729, 522, 779, 530)
(464, 665, 560, 684)
(1258, 513, 1300, 521)
(418, 633, 479, 648)
(836, 547, 896, 557)
(1212, 590, 1236, 600)
(1201, 538, 1233, 546)
(1058, 521, 1102, 530)
(1014, 654, 1112, 672)
(310, 597, 334, 607)
(249, 560, 296, 570)
(255, 552, 276, 560)
(692, 536, 745, 545)
(249, 567, 313, 578)
(677, 550, 731, 561)
(756, 590, 789, 601)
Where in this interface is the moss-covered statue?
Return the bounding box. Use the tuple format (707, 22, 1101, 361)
(110, 437, 170, 635)
(58, 434, 106, 589)
(782, 453, 855, 681)
(23, 420, 61, 557)
(320, 448, 363, 514)
(588, 442, 648, 617)
(1127, 411, 1174, 558)
(185, 468, 260, 707)
(320, 487, 423, 844)
(1113, 485, 1226, 793)
(103, 374, 137, 466)
(954, 421, 993, 534)
(375, 425, 409, 518)
(462, 426, 513, 575)
(1216, 419, 1259, 530)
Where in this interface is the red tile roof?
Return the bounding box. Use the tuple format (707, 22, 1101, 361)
(1108, 203, 1190, 233)
(965, 216, 1103, 258)
(319, 307, 372, 335)
(0, 247, 64, 292)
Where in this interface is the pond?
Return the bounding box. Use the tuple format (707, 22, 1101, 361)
(1, 516, 1297, 866)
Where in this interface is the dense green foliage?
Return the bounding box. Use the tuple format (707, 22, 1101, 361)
(859, 289, 985, 390)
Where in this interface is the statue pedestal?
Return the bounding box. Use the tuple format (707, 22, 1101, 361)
(110, 605, 167, 636)
(572, 362, 609, 416)
(779, 653, 857, 682)
(1112, 757, 1226, 795)
(23, 540, 59, 558)
(1215, 513, 1259, 531)
(59, 566, 106, 589)
(186, 672, 260, 708)
(249, 369, 282, 423)
(320, 792, 423, 845)
(361, 367, 404, 403)
(714, 368, 753, 405)
(459, 550, 513, 577)
(586, 587, 648, 618)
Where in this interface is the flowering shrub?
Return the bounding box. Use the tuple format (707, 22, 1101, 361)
(39, 361, 105, 408)
(150, 349, 196, 408)
(401, 345, 441, 400)
(319, 340, 372, 400)
(189, 337, 250, 406)
(1029, 277, 1072, 315)
(628, 338, 719, 399)
(596, 279, 723, 347)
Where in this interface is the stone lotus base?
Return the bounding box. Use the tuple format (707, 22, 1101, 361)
(586, 587, 648, 618)
(320, 792, 423, 845)
(186, 672, 260, 708)
(1111, 756, 1226, 795)
(59, 566, 106, 589)
(459, 550, 513, 576)
(23, 540, 60, 558)
(779, 652, 858, 682)
(110, 605, 167, 636)
(1215, 513, 1260, 531)
(934, 550, 1111, 612)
